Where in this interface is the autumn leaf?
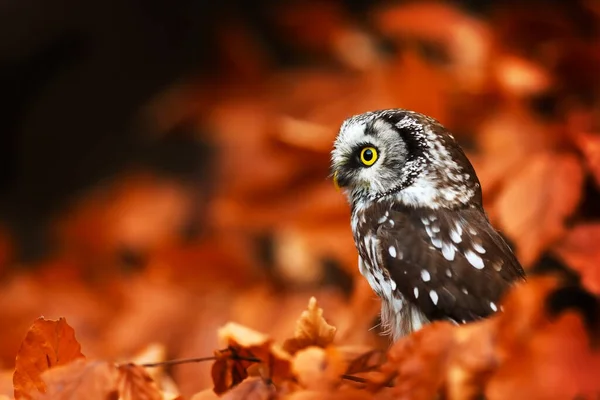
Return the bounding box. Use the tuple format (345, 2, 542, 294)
(283, 297, 337, 354)
(495, 152, 584, 266)
(475, 108, 558, 197)
(344, 350, 386, 376)
(375, 1, 492, 92)
(553, 223, 600, 295)
(487, 276, 600, 400)
(212, 323, 292, 394)
(117, 363, 164, 400)
(33, 359, 118, 400)
(292, 346, 347, 391)
(13, 317, 85, 400)
(573, 131, 600, 188)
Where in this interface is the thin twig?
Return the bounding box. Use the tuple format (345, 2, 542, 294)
(341, 374, 395, 388)
(137, 353, 262, 368)
(341, 374, 369, 384)
(137, 356, 218, 368)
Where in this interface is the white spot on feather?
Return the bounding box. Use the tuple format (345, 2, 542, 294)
(389, 246, 397, 258)
(446, 269, 452, 277)
(421, 270, 431, 282)
(390, 280, 397, 290)
(429, 290, 439, 305)
(442, 242, 455, 261)
(490, 302, 498, 312)
(465, 250, 485, 269)
(431, 237, 442, 249)
(450, 224, 462, 243)
(493, 260, 503, 271)
(414, 287, 419, 298)
(473, 242, 486, 254)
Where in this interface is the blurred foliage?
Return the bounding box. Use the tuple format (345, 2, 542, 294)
(0, 0, 600, 399)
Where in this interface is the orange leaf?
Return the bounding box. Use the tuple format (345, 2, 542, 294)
(495, 152, 583, 266)
(117, 363, 163, 400)
(13, 317, 85, 400)
(573, 131, 600, 188)
(220, 377, 276, 400)
(283, 297, 337, 354)
(345, 350, 386, 375)
(292, 347, 347, 391)
(212, 323, 292, 394)
(375, 1, 491, 92)
(553, 224, 600, 295)
(475, 108, 557, 197)
(33, 359, 118, 400)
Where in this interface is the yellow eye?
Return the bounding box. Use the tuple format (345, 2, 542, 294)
(360, 147, 378, 166)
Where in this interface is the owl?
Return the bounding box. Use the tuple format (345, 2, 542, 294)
(331, 109, 526, 340)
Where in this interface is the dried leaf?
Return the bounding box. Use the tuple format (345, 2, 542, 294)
(381, 321, 457, 400)
(213, 323, 292, 394)
(221, 377, 276, 400)
(344, 350, 386, 375)
(494, 54, 551, 97)
(190, 389, 221, 400)
(475, 108, 557, 196)
(13, 317, 85, 400)
(274, 116, 335, 153)
(292, 347, 347, 391)
(34, 359, 118, 400)
(553, 224, 600, 295)
(488, 306, 600, 399)
(375, 1, 492, 92)
(125, 343, 181, 397)
(286, 389, 380, 400)
(495, 152, 583, 266)
(283, 297, 337, 354)
(117, 363, 163, 400)
(211, 350, 252, 395)
(573, 131, 600, 188)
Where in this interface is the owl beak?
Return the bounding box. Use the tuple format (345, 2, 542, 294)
(333, 171, 341, 191)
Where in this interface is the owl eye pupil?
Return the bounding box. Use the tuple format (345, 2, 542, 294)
(359, 146, 378, 166)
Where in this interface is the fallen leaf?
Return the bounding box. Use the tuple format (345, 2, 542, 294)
(274, 116, 335, 153)
(213, 323, 292, 394)
(375, 1, 492, 92)
(494, 54, 551, 97)
(13, 317, 85, 400)
(117, 363, 163, 400)
(34, 359, 118, 400)
(283, 297, 337, 354)
(495, 152, 583, 266)
(286, 389, 380, 400)
(220, 377, 276, 400)
(344, 350, 386, 375)
(553, 223, 600, 295)
(292, 347, 347, 391)
(488, 311, 600, 400)
(381, 321, 457, 400)
(573, 131, 600, 188)
(475, 108, 557, 197)
(190, 389, 220, 400)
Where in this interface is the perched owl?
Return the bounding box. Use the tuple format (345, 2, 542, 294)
(331, 109, 526, 340)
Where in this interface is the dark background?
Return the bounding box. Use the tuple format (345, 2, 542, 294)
(0, 0, 585, 261)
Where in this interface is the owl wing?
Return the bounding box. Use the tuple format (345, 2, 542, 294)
(375, 204, 525, 323)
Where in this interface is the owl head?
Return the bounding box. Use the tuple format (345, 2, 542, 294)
(331, 109, 482, 210)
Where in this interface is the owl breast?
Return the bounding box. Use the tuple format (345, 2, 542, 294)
(353, 207, 430, 339)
